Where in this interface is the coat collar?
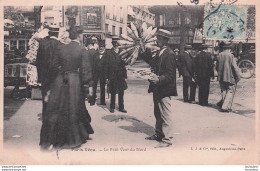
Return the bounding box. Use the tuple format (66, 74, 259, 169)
(159, 46, 170, 57)
(110, 48, 119, 57)
(71, 40, 81, 44)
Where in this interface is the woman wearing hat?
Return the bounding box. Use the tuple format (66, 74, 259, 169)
(39, 26, 94, 150)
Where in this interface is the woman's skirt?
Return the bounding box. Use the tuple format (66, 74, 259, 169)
(40, 72, 94, 149)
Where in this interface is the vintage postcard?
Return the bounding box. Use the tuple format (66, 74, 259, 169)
(0, 0, 259, 166)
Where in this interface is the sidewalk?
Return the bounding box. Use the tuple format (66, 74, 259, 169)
(2, 87, 258, 165)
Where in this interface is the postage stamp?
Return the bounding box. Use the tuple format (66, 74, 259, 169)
(203, 3, 248, 41)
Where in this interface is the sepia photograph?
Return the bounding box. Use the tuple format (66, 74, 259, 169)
(0, 0, 259, 166)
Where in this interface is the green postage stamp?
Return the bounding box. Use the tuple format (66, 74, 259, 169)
(203, 3, 247, 41)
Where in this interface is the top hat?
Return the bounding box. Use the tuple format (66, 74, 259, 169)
(156, 29, 171, 38)
(48, 25, 60, 32)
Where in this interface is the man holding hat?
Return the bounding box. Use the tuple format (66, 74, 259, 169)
(216, 42, 241, 112)
(105, 36, 128, 113)
(194, 44, 214, 106)
(36, 24, 61, 122)
(140, 29, 177, 148)
(92, 40, 107, 105)
(180, 44, 196, 103)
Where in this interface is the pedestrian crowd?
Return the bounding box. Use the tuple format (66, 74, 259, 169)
(36, 25, 241, 151)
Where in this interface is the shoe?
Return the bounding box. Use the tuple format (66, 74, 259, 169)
(40, 144, 54, 152)
(110, 109, 114, 113)
(184, 100, 189, 103)
(219, 109, 232, 113)
(90, 101, 95, 106)
(119, 109, 127, 113)
(100, 102, 106, 105)
(154, 141, 172, 148)
(190, 101, 196, 104)
(145, 134, 163, 141)
(217, 101, 223, 107)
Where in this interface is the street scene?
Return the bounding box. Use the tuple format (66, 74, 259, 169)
(2, 3, 258, 165)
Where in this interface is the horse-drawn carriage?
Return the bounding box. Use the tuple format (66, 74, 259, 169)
(234, 43, 255, 79)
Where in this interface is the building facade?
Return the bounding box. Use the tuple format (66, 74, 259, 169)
(127, 6, 155, 27)
(41, 6, 63, 26)
(149, 5, 205, 52)
(63, 5, 128, 48)
(4, 7, 35, 52)
(149, 5, 255, 53)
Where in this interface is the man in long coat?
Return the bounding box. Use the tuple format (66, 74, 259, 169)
(85, 38, 99, 105)
(216, 43, 241, 112)
(180, 45, 196, 103)
(36, 25, 61, 119)
(194, 44, 214, 106)
(105, 36, 127, 113)
(92, 40, 107, 105)
(140, 29, 177, 148)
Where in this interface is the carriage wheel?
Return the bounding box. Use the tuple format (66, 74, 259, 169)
(238, 59, 255, 79)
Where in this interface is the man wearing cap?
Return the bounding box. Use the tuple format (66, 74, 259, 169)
(194, 44, 214, 106)
(105, 36, 128, 113)
(216, 42, 241, 112)
(36, 25, 62, 119)
(140, 29, 177, 148)
(180, 44, 196, 103)
(85, 37, 99, 105)
(92, 40, 107, 105)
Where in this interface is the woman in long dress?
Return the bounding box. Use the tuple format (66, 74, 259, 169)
(39, 26, 94, 150)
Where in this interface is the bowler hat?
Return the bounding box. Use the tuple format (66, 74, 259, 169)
(185, 44, 192, 49)
(156, 29, 171, 38)
(112, 36, 120, 42)
(223, 42, 232, 48)
(199, 44, 208, 50)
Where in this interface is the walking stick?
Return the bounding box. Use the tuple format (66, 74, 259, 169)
(229, 83, 237, 110)
(107, 80, 110, 99)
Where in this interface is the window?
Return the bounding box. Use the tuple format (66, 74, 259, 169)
(105, 24, 109, 33)
(10, 40, 17, 50)
(159, 14, 165, 26)
(184, 14, 191, 25)
(45, 6, 53, 11)
(112, 25, 116, 35)
(19, 40, 26, 50)
(119, 27, 123, 36)
(120, 6, 124, 23)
